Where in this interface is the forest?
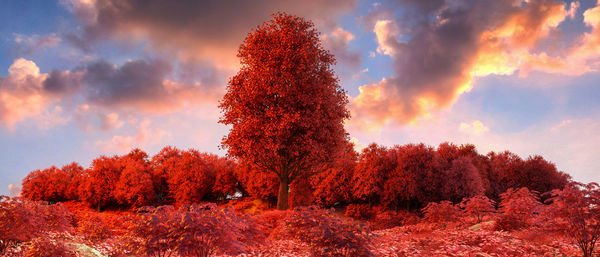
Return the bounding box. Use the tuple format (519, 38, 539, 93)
(2, 12, 599, 257)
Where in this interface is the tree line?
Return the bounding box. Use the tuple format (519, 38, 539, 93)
(21, 141, 570, 211)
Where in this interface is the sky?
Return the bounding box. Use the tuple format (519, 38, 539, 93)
(1, 0, 599, 196)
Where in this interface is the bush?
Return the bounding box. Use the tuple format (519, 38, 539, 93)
(75, 212, 113, 242)
(345, 204, 374, 220)
(122, 203, 262, 257)
(0, 196, 72, 253)
(276, 206, 373, 257)
(369, 209, 419, 230)
(23, 237, 76, 257)
(422, 200, 462, 224)
(494, 187, 540, 231)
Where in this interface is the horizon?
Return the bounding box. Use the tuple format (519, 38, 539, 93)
(2, 0, 600, 196)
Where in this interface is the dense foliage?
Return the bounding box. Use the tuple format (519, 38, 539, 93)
(219, 13, 350, 210)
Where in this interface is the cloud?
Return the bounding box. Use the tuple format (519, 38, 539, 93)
(62, 0, 357, 67)
(95, 118, 167, 153)
(322, 27, 362, 71)
(352, 0, 573, 127)
(0, 57, 225, 129)
(12, 33, 61, 55)
(374, 20, 401, 56)
(459, 120, 490, 135)
(99, 112, 123, 130)
(8, 184, 21, 197)
(0, 58, 54, 129)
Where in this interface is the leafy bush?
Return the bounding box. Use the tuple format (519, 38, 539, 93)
(494, 187, 540, 231)
(276, 206, 373, 257)
(460, 195, 496, 223)
(122, 203, 262, 257)
(345, 204, 374, 220)
(422, 200, 462, 224)
(23, 237, 76, 257)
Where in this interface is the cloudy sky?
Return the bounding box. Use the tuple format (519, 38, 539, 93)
(1, 0, 599, 195)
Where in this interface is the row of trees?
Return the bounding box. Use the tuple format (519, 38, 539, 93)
(21, 141, 569, 211)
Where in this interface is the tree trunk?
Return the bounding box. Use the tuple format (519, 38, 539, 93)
(277, 176, 290, 210)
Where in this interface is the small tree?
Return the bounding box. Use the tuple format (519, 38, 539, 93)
(422, 200, 462, 224)
(549, 182, 600, 257)
(495, 187, 540, 231)
(219, 13, 350, 210)
(460, 195, 495, 223)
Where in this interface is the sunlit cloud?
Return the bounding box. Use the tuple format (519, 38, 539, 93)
(95, 118, 167, 154)
(459, 120, 490, 136)
(352, 0, 575, 128)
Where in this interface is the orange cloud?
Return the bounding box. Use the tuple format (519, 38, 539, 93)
(95, 118, 167, 154)
(352, 0, 572, 128)
(0, 59, 53, 129)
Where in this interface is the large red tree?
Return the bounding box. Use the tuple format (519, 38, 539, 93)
(219, 13, 350, 210)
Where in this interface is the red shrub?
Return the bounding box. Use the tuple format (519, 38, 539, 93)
(345, 204, 374, 220)
(256, 209, 289, 236)
(494, 187, 540, 231)
(75, 212, 113, 242)
(460, 195, 496, 223)
(23, 237, 76, 257)
(122, 204, 261, 257)
(369, 209, 419, 230)
(275, 206, 373, 257)
(548, 182, 600, 257)
(422, 200, 462, 224)
(0, 197, 72, 254)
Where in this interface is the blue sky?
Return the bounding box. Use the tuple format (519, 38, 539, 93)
(1, 0, 599, 195)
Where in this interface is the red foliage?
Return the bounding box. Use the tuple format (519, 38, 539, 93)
(219, 12, 350, 210)
(289, 178, 313, 208)
(212, 157, 239, 201)
(487, 151, 524, 200)
(519, 155, 570, 194)
(114, 149, 155, 208)
(369, 209, 419, 230)
(0, 196, 72, 254)
(167, 150, 217, 205)
(442, 157, 484, 203)
(75, 211, 113, 242)
(312, 142, 358, 207)
(460, 195, 496, 223)
(275, 206, 373, 257)
(23, 237, 76, 257)
(345, 204, 374, 220)
(495, 187, 540, 231)
(22, 166, 74, 202)
(151, 146, 182, 203)
(384, 144, 443, 209)
(353, 144, 393, 206)
(422, 200, 462, 224)
(79, 155, 123, 210)
(235, 162, 279, 206)
(548, 182, 600, 257)
(122, 204, 261, 257)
